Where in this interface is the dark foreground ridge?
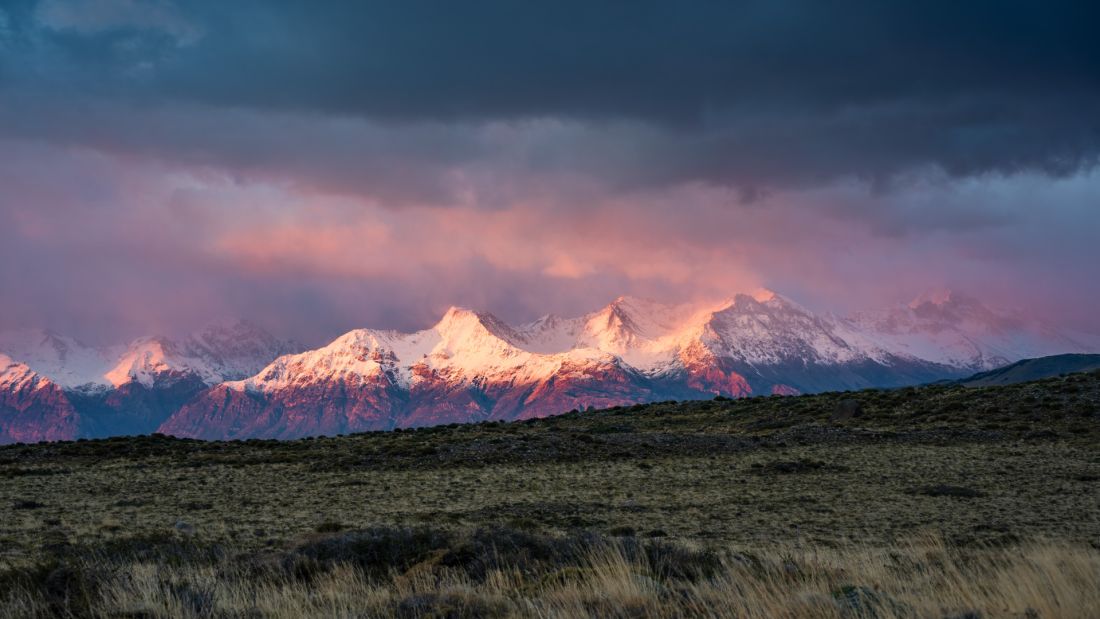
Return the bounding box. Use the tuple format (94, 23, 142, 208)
(960, 353, 1100, 387)
(1, 370, 1098, 616)
(6, 367, 1099, 469)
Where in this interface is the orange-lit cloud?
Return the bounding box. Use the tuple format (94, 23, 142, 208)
(1, 136, 1098, 346)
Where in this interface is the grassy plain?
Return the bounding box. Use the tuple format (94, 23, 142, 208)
(1, 371, 1098, 616)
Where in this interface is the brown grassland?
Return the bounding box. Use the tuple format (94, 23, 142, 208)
(1, 370, 1098, 617)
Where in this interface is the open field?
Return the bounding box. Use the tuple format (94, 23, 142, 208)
(2, 529, 1098, 618)
(1, 370, 1098, 616)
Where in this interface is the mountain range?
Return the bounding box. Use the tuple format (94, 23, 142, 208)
(2, 290, 1098, 443)
(958, 354, 1100, 387)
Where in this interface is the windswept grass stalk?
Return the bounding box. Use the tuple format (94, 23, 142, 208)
(1, 528, 1096, 618)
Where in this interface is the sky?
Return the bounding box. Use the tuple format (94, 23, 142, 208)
(1, 0, 1098, 345)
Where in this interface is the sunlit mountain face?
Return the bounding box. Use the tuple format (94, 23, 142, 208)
(0, 321, 303, 442)
(3, 291, 1097, 442)
(1, 2, 1098, 441)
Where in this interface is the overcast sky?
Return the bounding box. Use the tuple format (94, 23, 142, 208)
(1, 0, 1098, 345)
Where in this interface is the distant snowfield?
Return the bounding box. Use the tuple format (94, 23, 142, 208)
(5, 289, 1100, 442)
(0, 321, 301, 390)
(2, 289, 1098, 394)
(221, 289, 1100, 396)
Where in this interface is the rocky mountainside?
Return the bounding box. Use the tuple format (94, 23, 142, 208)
(847, 289, 1098, 371)
(959, 354, 1100, 387)
(0, 322, 300, 442)
(159, 308, 655, 439)
(159, 290, 1099, 440)
(0, 321, 299, 391)
(3, 291, 1098, 442)
(0, 354, 81, 444)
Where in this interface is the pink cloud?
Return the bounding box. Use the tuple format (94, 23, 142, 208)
(1, 139, 1098, 345)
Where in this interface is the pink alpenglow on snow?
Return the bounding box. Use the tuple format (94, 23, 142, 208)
(1, 1, 1099, 441)
(3, 291, 1097, 442)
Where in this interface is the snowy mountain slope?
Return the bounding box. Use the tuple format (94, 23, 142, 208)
(517, 291, 901, 376)
(517, 293, 807, 372)
(701, 293, 883, 366)
(0, 322, 301, 442)
(0, 353, 82, 444)
(177, 320, 303, 381)
(4, 289, 1098, 442)
(0, 330, 115, 390)
(12, 289, 1064, 403)
(847, 290, 1100, 371)
(164, 308, 655, 439)
(0, 321, 300, 390)
(150, 292, 971, 439)
(227, 308, 606, 392)
(0, 353, 53, 396)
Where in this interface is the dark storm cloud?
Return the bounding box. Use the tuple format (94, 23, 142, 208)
(1, 0, 1099, 343)
(3, 0, 1100, 188)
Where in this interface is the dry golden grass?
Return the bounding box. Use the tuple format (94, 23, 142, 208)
(2, 372, 1098, 616)
(3, 440, 1099, 560)
(1, 531, 1097, 618)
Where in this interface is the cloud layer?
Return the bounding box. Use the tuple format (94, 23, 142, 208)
(1, 1, 1098, 344)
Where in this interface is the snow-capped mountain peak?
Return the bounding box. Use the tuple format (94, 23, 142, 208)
(700, 293, 876, 366)
(523, 291, 869, 371)
(0, 353, 51, 392)
(179, 319, 302, 381)
(232, 307, 576, 394)
(433, 307, 526, 349)
(515, 296, 698, 370)
(0, 321, 300, 390)
(748, 288, 778, 303)
(7, 289, 1100, 443)
(0, 329, 114, 390)
(104, 337, 186, 388)
(848, 289, 1100, 370)
(908, 287, 956, 309)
